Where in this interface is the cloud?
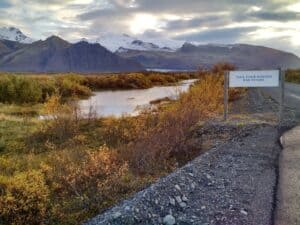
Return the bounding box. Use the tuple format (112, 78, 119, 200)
(234, 9, 300, 22)
(251, 11, 300, 21)
(175, 27, 258, 44)
(164, 15, 231, 32)
(0, 0, 300, 55)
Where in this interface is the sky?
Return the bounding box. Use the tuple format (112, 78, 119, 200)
(0, 0, 300, 55)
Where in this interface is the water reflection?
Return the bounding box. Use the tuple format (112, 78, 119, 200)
(78, 79, 197, 117)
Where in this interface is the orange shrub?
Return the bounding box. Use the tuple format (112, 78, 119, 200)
(121, 74, 225, 174)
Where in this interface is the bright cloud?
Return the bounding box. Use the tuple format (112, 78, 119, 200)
(130, 14, 160, 34)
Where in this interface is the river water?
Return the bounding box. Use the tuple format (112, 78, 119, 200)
(78, 79, 197, 117)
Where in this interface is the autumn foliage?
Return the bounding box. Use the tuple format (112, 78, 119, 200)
(0, 64, 244, 224)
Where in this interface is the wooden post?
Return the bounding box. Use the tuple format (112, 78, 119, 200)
(224, 71, 229, 121)
(279, 68, 285, 123)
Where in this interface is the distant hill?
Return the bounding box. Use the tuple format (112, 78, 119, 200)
(0, 36, 144, 73)
(118, 43, 300, 70)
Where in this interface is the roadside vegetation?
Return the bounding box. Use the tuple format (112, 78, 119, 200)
(286, 69, 300, 84)
(0, 64, 245, 225)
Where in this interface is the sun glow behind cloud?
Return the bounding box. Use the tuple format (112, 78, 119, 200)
(130, 14, 161, 34)
(287, 2, 300, 12)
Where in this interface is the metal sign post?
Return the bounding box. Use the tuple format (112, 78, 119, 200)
(279, 68, 285, 123)
(224, 71, 229, 121)
(224, 69, 283, 122)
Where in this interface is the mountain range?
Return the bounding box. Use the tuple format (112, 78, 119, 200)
(118, 42, 300, 70)
(0, 27, 300, 73)
(0, 32, 143, 73)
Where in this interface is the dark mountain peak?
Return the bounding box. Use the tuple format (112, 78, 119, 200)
(78, 38, 89, 43)
(44, 35, 70, 48)
(72, 41, 108, 52)
(74, 40, 90, 46)
(131, 40, 160, 50)
(182, 42, 196, 47)
(179, 42, 198, 53)
(132, 40, 143, 45)
(46, 35, 67, 42)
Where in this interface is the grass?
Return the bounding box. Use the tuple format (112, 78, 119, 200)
(0, 65, 245, 224)
(0, 103, 44, 156)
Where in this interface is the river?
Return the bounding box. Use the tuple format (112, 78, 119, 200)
(78, 79, 197, 117)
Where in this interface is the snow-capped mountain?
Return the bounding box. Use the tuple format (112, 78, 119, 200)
(79, 33, 184, 53)
(1, 26, 300, 72)
(0, 27, 34, 43)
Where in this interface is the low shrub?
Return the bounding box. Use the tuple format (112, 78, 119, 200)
(42, 146, 150, 223)
(0, 72, 197, 104)
(122, 74, 225, 174)
(0, 75, 42, 104)
(0, 170, 50, 225)
(27, 95, 81, 152)
(55, 74, 92, 98)
(100, 116, 151, 148)
(83, 72, 195, 90)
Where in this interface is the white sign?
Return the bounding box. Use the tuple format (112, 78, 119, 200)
(229, 70, 279, 87)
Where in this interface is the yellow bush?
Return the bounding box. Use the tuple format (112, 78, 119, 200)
(28, 95, 81, 152)
(0, 170, 50, 225)
(101, 117, 146, 147)
(42, 146, 148, 223)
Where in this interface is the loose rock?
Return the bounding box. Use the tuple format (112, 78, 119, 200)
(163, 215, 176, 225)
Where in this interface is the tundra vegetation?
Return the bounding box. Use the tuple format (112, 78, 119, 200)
(0, 72, 197, 104)
(0, 65, 244, 225)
